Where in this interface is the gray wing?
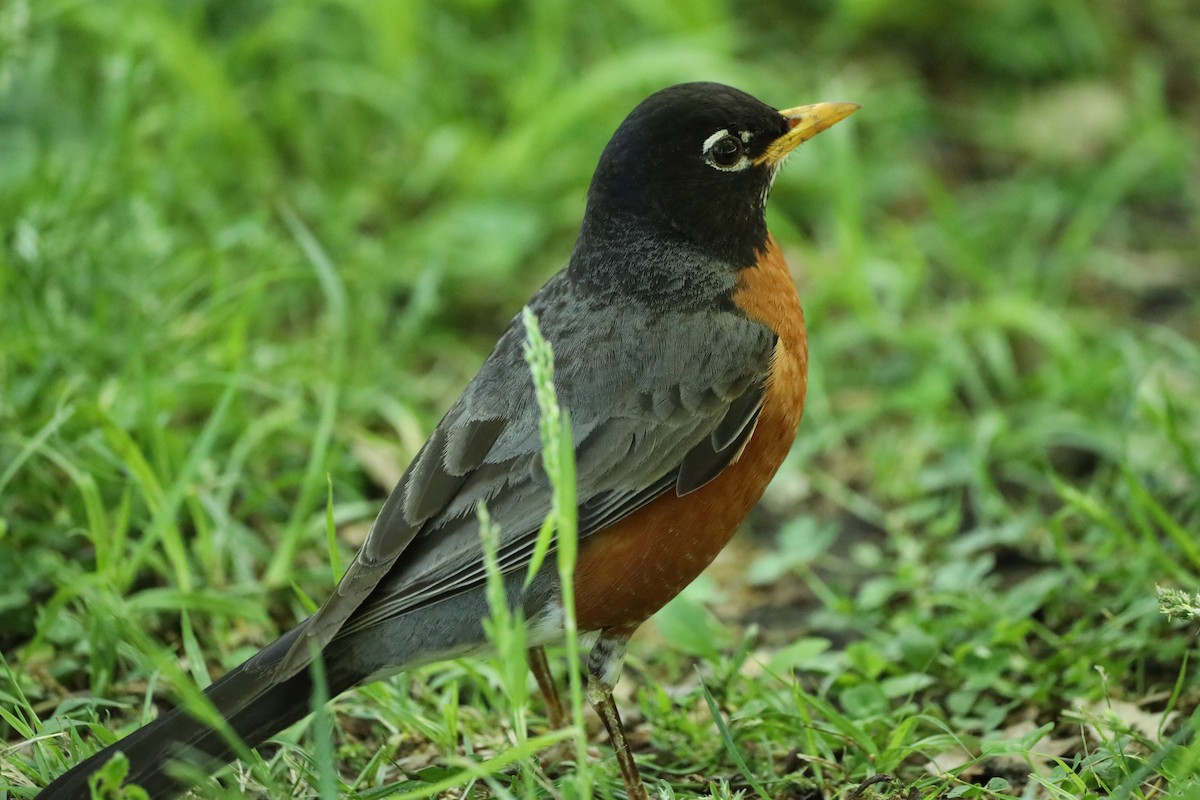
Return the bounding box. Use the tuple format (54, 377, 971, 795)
(270, 273, 775, 678)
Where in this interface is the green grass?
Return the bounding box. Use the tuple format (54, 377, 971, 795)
(3, 0, 1199, 798)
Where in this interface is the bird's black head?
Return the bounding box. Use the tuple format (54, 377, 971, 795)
(570, 82, 857, 306)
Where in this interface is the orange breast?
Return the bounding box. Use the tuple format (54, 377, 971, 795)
(573, 237, 808, 633)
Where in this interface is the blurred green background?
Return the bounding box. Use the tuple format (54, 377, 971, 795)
(2, 1, 1198, 798)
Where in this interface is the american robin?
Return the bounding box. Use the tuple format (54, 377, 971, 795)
(38, 82, 858, 800)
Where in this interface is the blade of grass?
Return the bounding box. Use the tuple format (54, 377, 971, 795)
(699, 678, 773, 800)
(521, 307, 590, 794)
(267, 204, 348, 586)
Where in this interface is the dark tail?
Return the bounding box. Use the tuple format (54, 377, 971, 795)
(38, 626, 364, 800)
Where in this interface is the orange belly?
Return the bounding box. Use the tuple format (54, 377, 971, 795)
(573, 237, 808, 633)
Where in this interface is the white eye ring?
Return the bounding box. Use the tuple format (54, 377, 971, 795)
(702, 129, 751, 172)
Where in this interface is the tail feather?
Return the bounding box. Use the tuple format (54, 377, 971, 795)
(39, 580, 503, 799)
(37, 627, 362, 799)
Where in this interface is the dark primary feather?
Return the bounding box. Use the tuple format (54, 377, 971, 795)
(676, 381, 767, 493)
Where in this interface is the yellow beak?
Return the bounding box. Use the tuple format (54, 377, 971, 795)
(755, 101, 861, 166)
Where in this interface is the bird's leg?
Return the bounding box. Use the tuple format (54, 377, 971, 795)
(587, 633, 649, 800)
(528, 645, 568, 730)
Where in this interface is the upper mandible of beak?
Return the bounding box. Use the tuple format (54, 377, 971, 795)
(756, 101, 861, 166)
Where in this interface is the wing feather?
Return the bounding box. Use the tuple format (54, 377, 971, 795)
(275, 272, 777, 676)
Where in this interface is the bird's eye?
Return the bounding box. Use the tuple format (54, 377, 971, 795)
(711, 137, 742, 165)
(702, 131, 748, 171)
